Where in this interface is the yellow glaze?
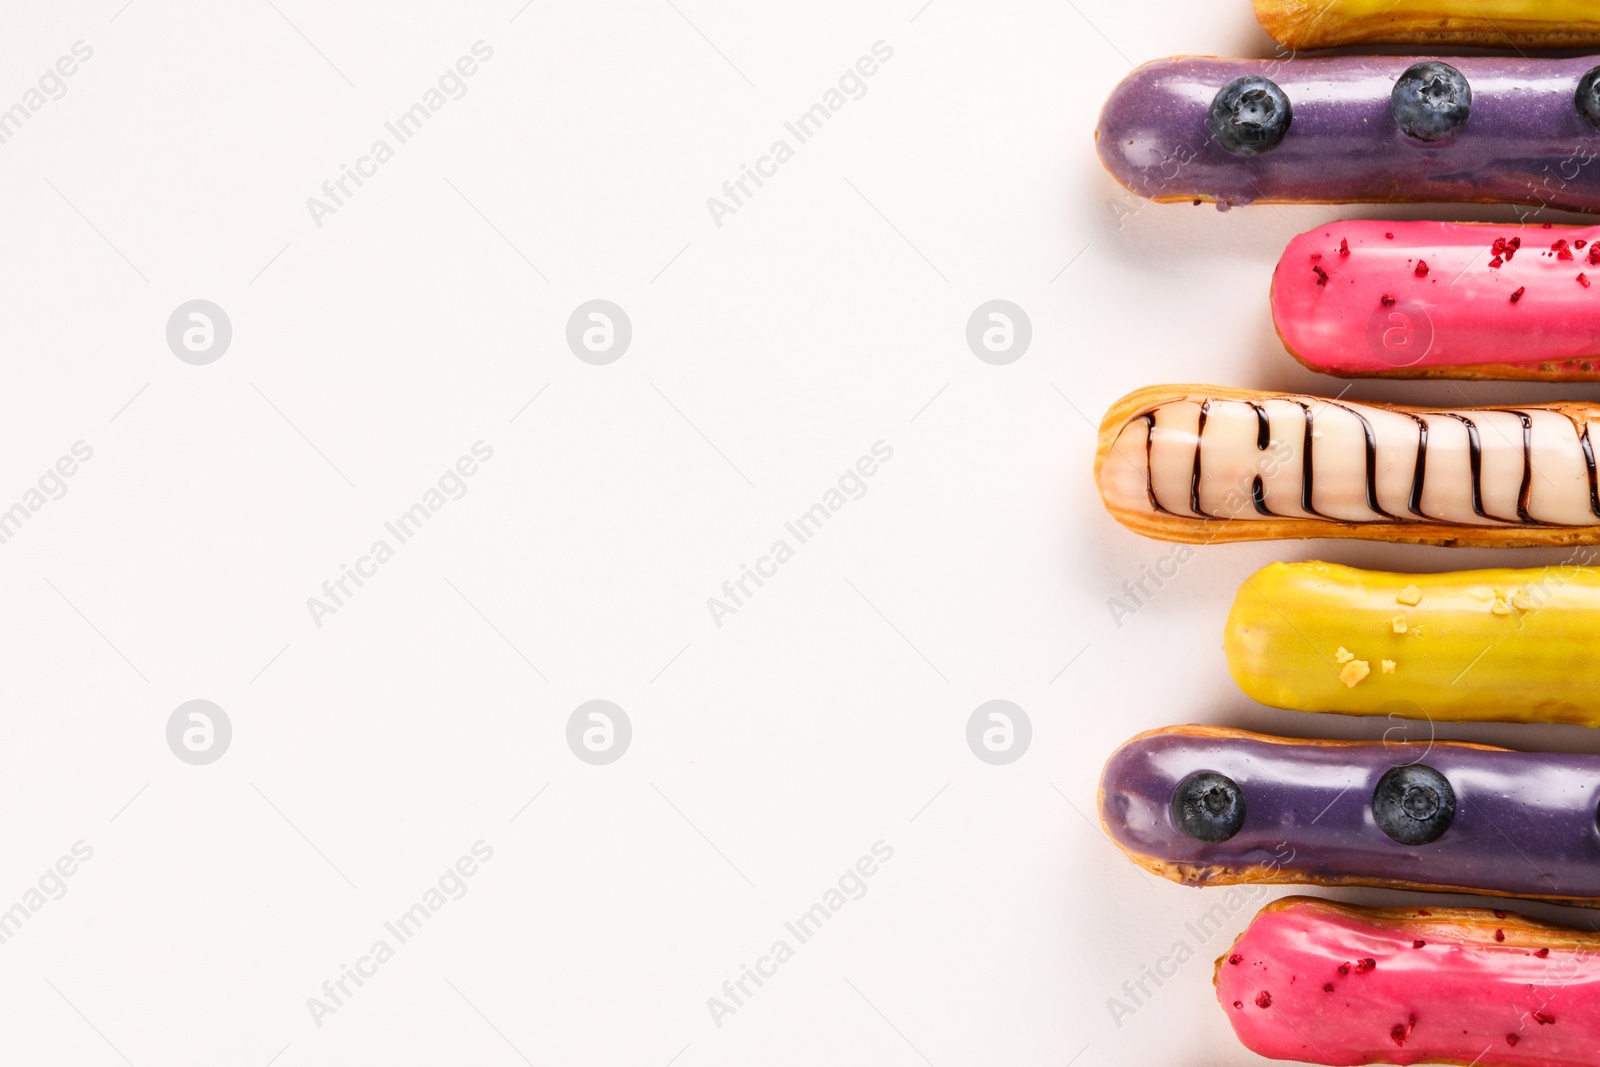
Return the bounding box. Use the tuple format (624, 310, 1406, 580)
(1253, 0, 1600, 48)
(1226, 559, 1600, 726)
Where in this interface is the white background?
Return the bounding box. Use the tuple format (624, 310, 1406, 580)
(4, 2, 1599, 1065)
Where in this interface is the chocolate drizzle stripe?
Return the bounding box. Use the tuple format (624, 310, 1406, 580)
(1433, 412, 1499, 521)
(1327, 401, 1394, 519)
(1293, 401, 1325, 518)
(1250, 401, 1276, 516)
(1190, 399, 1213, 519)
(1140, 412, 1169, 514)
(1402, 412, 1429, 519)
(1584, 423, 1600, 519)
(1465, 417, 1486, 518)
(1497, 410, 1536, 524)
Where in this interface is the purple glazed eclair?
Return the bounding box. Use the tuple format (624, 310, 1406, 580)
(1096, 56, 1600, 213)
(1099, 725, 1600, 905)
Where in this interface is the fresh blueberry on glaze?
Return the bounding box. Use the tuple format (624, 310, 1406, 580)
(1172, 771, 1246, 842)
(1208, 77, 1292, 156)
(1391, 62, 1471, 143)
(1373, 764, 1455, 845)
(1578, 66, 1600, 130)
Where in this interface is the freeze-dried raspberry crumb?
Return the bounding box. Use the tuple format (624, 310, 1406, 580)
(1313, 265, 1330, 286)
(1381, 294, 1396, 306)
(1256, 991, 1272, 1009)
(1511, 289, 1526, 304)
(1415, 260, 1430, 277)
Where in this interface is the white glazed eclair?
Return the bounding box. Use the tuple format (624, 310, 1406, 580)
(1095, 385, 1600, 547)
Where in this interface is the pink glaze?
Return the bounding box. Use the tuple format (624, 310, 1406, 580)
(1217, 898, 1600, 1067)
(1272, 221, 1600, 380)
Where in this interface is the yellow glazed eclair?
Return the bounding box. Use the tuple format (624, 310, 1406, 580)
(1226, 560, 1600, 726)
(1253, 0, 1600, 49)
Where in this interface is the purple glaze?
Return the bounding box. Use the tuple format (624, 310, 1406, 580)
(1100, 727, 1600, 901)
(1096, 56, 1600, 213)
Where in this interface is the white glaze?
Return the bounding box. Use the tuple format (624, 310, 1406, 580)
(1101, 396, 1599, 527)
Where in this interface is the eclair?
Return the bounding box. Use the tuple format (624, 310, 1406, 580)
(1095, 384, 1600, 547)
(1218, 896, 1600, 1067)
(1097, 56, 1600, 213)
(1100, 725, 1600, 904)
(1227, 560, 1600, 726)
(1255, 0, 1600, 50)
(1275, 221, 1600, 381)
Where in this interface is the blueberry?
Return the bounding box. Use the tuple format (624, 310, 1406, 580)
(1373, 764, 1455, 845)
(1391, 62, 1471, 143)
(1577, 66, 1600, 130)
(1172, 771, 1246, 842)
(1208, 76, 1292, 156)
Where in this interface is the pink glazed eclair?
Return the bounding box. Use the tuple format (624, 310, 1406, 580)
(1218, 897, 1600, 1067)
(1274, 221, 1600, 381)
